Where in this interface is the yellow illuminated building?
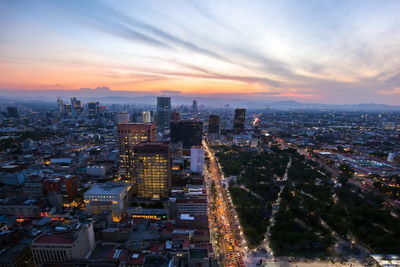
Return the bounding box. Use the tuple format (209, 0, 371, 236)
(133, 142, 171, 198)
(117, 123, 156, 182)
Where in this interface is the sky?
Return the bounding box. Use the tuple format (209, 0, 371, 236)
(1, 0, 400, 104)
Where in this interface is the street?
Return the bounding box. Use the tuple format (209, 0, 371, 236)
(204, 140, 247, 267)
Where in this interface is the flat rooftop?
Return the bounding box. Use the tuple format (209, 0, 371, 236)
(35, 233, 75, 244)
(84, 182, 127, 196)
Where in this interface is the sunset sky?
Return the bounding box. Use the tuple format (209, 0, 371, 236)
(1, 0, 400, 104)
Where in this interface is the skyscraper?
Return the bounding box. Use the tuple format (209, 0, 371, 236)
(117, 123, 157, 182)
(70, 97, 83, 116)
(156, 97, 171, 131)
(208, 115, 220, 135)
(133, 142, 171, 198)
(170, 119, 203, 148)
(192, 100, 198, 115)
(57, 98, 64, 114)
(233, 108, 246, 134)
(87, 102, 99, 119)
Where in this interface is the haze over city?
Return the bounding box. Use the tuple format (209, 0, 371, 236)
(1, 0, 400, 104)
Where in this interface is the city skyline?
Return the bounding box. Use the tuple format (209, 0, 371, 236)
(1, 0, 400, 104)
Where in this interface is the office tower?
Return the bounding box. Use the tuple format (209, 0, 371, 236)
(31, 221, 95, 265)
(116, 112, 130, 124)
(57, 98, 64, 114)
(6, 107, 18, 118)
(87, 102, 99, 119)
(190, 147, 205, 174)
(143, 111, 152, 123)
(192, 100, 198, 115)
(170, 119, 203, 148)
(133, 142, 171, 198)
(117, 123, 157, 182)
(233, 108, 246, 134)
(156, 97, 171, 131)
(208, 115, 220, 135)
(70, 97, 82, 115)
(64, 104, 72, 116)
(84, 182, 129, 221)
(171, 111, 181, 121)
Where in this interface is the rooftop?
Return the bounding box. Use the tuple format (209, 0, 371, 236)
(84, 182, 127, 196)
(35, 233, 75, 244)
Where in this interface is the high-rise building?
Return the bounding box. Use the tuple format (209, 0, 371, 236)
(64, 104, 72, 116)
(156, 97, 171, 131)
(57, 98, 64, 114)
(87, 102, 99, 119)
(171, 111, 181, 121)
(190, 148, 205, 174)
(170, 119, 203, 148)
(70, 97, 83, 116)
(233, 108, 246, 134)
(142, 111, 153, 123)
(208, 115, 220, 135)
(116, 112, 130, 124)
(133, 142, 171, 198)
(192, 100, 198, 115)
(117, 123, 157, 181)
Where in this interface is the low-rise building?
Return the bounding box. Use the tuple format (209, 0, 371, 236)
(30, 222, 95, 266)
(84, 182, 129, 222)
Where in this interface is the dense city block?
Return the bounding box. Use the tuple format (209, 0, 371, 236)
(1, 99, 400, 267)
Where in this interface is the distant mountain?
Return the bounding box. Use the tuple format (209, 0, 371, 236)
(266, 100, 400, 111)
(0, 89, 399, 111)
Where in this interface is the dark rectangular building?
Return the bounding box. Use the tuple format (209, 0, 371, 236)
(233, 108, 246, 134)
(157, 97, 171, 131)
(170, 119, 203, 148)
(208, 115, 220, 134)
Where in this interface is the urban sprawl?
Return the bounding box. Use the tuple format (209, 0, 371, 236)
(0, 98, 399, 267)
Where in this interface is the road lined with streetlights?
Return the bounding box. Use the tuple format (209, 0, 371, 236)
(204, 140, 247, 267)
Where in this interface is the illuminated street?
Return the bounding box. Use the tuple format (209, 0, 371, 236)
(204, 140, 247, 267)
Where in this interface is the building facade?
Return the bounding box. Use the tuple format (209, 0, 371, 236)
(87, 102, 99, 119)
(233, 108, 246, 134)
(208, 114, 220, 138)
(133, 142, 171, 199)
(116, 112, 130, 124)
(190, 148, 205, 174)
(84, 182, 129, 222)
(42, 175, 79, 203)
(117, 123, 156, 182)
(156, 97, 171, 131)
(31, 222, 95, 266)
(170, 119, 203, 148)
(142, 111, 153, 123)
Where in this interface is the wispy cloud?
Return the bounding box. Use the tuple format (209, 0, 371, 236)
(1, 0, 400, 104)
